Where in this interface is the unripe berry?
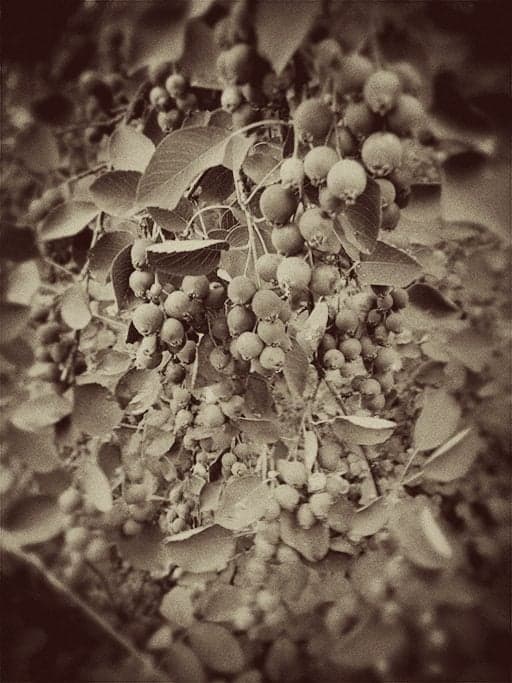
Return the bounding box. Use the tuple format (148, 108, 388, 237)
(364, 70, 402, 115)
(176, 340, 196, 364)
(323, 349, 345, 370)
(339, 338, 362, 360)
(175, 92, 198, 114)
(165, 73, 187, 98)
(314, 37, 343, 74)
(132, 303, 163, 336)
(259, 185, 297, 225)
(360, 336, 377, 360)
(209, 347, 232, 371)
(318, 186, 344, 215)
(298, 208, 337, 252)
(84, 535, 111, 563)
(236, 331, 264, 360)
(129, 269, 154, 298)
(343, 100, 379, 138)
(175, 409, 193, 430)
(389, 166, 413, 207)
(391, 288, 409, 309)
(385, 312, 402, 333)
(220, 395, 245, 419)
(360, 378, 382, 396)
(149, 86, 170, 109)
(338, 53, 374, 92)
(336, 126, 357, 156)
(271, 224, 304, 256)
(160, 318, 185, 347)
(327, 159, 367, 203)
(373, 324, 388, 345)
(221, 85, 243, 112)
(378, 293, 394, 311)
(256, 319, 286, 347)
(250, 289, 282, 321)
(326, 474, 350, 496)
(374, 347, 396, 372)
(259, 346, 285, 371)
(297, 503, 315, 529)
(255, 253, 283, 282)
(163, 290, 191, 320)
(367, 308, 382, 326)
(376, 178, 396, 208)
(274, 484, 300, 511)
(293, 98, 332, 143)
(232, 606, 257, 631)
(361, 132, 402, 177)
(319, 333, 337, 354)
(227, 305, 255, 335)
(303, 146, 338, 186)
(254, 535, 275, 560)
(376, 372, 394, 393)
(165, 362, 186, 384)
(387, 93, 425, 136)
(206, 282, 227, 309)
(58, 487, 82, 514)
(228, 276, 257, 305)
(309, 491, 333, 519)
(308, 471, 327, 493)
(279, 157, 305, 190)
(36, 322, 63, 344)
(276, 257, 311, 291)
(278, 460, 307, 487)
(130, 239, 153, 269)
(181, 275, 210, 300)
(310, 264, 340, 296)
(318, 443, 340, 471)
(217, 43, 254, 84)
(390, 61, 423, 94)
(199, 404, 226, 428)
(335, 309, 359, 334)
(381, 202, 401, 230)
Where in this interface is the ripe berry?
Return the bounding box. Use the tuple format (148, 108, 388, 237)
(132, 303, 164, 336)
(385, 312, 402, 333)
(376, 372, 394, 393)
(165, 73, 187, 98)
(182, 275, 210, 300)
(374, 347, 396, 372)
(389, 166, 413, 207)
(391, 288, 409, 309)
(256, 319, 286, 347)
(361, 132, 402, 177)
(276, 257, 311, 291)
(278, 461, 307, 488)
(176, 340, 196, 364)
(360, 378, 382, 396)
(381, 202, 401, 230)
(217, 43, 254, 84)
(310, 264, 340, 296)
(335, 309, 359, 335)
(377, 293, 394, 311)
(387, 93, 425, 135)
(274, 484, 300, 511)
(129, 270, 155, 298)
(163, 290, 191, 320)
(227, 305, 256, 335)
(309, 491, 333, 519)
(259, 185, 297, 225)
(149, 86, 170, 110)
(339, 338, 362, 360)
(390, 61, 422, 94)
(293, 98, 332, 143)
(338, 53, 374, 92)
(368, 394, 386, 411)
(319, 333, 337, 355)
(279, 157, 305, 190)
(323, 349, 345, 370)
(308, 472, 327, 492)
(255, 253, 283, 282)
(221, 85, 243, 112)
(318, 443, 340, 471)
(160, 318, 185, 347)
(220, 395, 245, 419)
(209, 347, 232, 371)
(297, 503, 316, 530)
(373, 324, 388, 345)
(343, 100, 379, 138)
(176, 92, 198, 114)
(130, 239, 153, 269)
(376, 178, 396, 208)
(250, 289, 282, 320)
(360, 336, 377, 360)
(303, 146, 339, 186)
(58, 487, 82, 514)
(364, 70, 402, 115)
(228, 276, 257, 305)
(200, 404, 226, 428)
(236, 331, 264, 360)
(206, 282, 227, 309)
(298, 208, 337, 252)
(327, 159, 367, 203)
(318, 186, 344, 215)
(259, 346, 285, 371)
(271, 224, 304, 255)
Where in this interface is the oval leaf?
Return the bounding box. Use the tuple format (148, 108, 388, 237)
(3, 495, 66, 546)
(358, 241, 422, 287)
(88, 231, 134, 283)
(165, 642, 206, 683)
(160, 586, 195, 628)
(350, 497, 389, 538)
(146, 238, 228, 276)
(60, 283, 91, 330)
(164, 525, 235, 573)
(340, 177, 381, 254)
(109, 125, 155, 173)
(78, 458, 113, 512)
(413, 388, 461, 451)
(90, 170, 140, 218)
(188, 623, 245, 675)
(111, 244, 135, 311)
(39, 201, 98, 241)
(214, 475, 272, 530)
(16, 124, 60, 173)
(333, 415, 396, 445)
(296, 301, 329, 358)
(73, 383, 123, 437)
(11, 394, 72, 432)
(423, 428, 482, 482)
(279, 511, 330, 562)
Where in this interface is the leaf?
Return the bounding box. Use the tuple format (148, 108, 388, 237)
(296, 301, 329, 358)
(137, 126, 230, 211)
(340, 177, 381, 254)
(0, 223, 38, 261)
(164, 525, 236, 573)
(200, 585, 248, 622)
(283, 339, 310, 395)
(244, 375, 274, 418)
(78, 457, 113, 513)
(3, 495, 66, 547)
(73, 384, 123, 437)
(111, 244, 135, 310)
(333, 415, 396, 445)
(254, 1, 318, 74)
(413, 388, 461, 451)
(0, 303, 30, 344)
(90, 171, 141, 218)
(349, 497, 389, 538)
(39, 201, 98, 241)
(88, 231, 134, 283)
(11, 394, 72, 432)
(116, 368, 161, 415)
(358, 241, 422, 287)
(128, 2, 190, 71)
(303, 430, 318, 472)
(109, 125, 155, 173)
(164, 642, 206, 683)
(447, 328, 494, 373)
(214, 475, 272, 530)
(146, 238, 229, 276)
(4, 425, 61, 474)
(242, 144, 282, 185)
(406, 283, 459, 315)
(6, 261, 41, 305)
(60, 283, 91, 330)
(422, 428, 483, 482)
(160, 586, 195, 628)
(235, 418, 280, 443)
(149, 199, 194, 234)
(279, 511, 330, 562)
(181, 21, 222, 90)
(330, 615, 406, 669)
(188, 623, 245, 675)
(401, 183, 441, 223)
(16, 124, 60, 173)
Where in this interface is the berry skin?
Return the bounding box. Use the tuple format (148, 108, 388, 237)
(298, 208, 338, 252)
(327, 159, 367, 203)
(338, 53, 374, 92)
(279, 157, 305, 190)
(140, 334, 159, 357)
(373, 324, 388, 345)
(236, 331, 264, 360)
(271, 224, 304, 256)
(323, 349, 345, 370)
(199, 404, 226, 428)
(297, 503, 316, 530)
(318, 186, 345, 215)
(209, 347, 232, 371)
(130, 239, 153, 269)
(374, 347, 396, 372)
(319, 333, 337, 354)
(165, 362, 186, 384)
(221, 85, 243, 112)
(381, 202, 401, 230)
(361, 132, 402, 177)
(123, 519, 143, 536)
(385, 312, 402, 333)
(390, 61, 422, 94)
(303, 146, 339, 186)
(276, 257, 312, 291)
(58, 487, 82, 514)
(377, 293, 394, 311)
(391, 288, 409, 309)
(376, 372, 394, 393)
(318, 443, 340, 471)
(376, 178, 397, 208)
(293, 98, 333, 143)
(217, 43, 254, 84)
(309, 492, 333, 519)
(176, 340, 196, 364)
(363, 70, 402, 115)
(255, 253, 283, 282)
(368, 394, 386, 411)
(181, 275, 210, 300)
(149, 86, 170, 110)
(360, 378, 382, 396)
(227, 305, 256, 335)
(251, 289, 283, 320)
(343, 100, 379, 138)
(220, 395, 245, 419)
(163, 290, 191, 320)
(158, 109, 181, 132)
(335, 309, 359, 335)
(165, 73, 187, 98)
(310, 264, 340, 296)
(274, 484, 300, 511)
(257, 319, 286, 346)
(259, 185, 298, 225)
(160, 318, 185, 347)
(259, 346, 285, 371)
(129, 270, 155, 298)
(206, 282, 227, 309)
(135, 347, 162, 369)
(387, 93, 425, 136)
(228, 276, 257, 305)
(278, 461, 307, 487)
(132, 303, 164, 336)
(339, 338, 362, 360)
(336, 126, 357, 156)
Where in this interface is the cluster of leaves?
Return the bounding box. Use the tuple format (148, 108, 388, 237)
(1, 1, 510, 682)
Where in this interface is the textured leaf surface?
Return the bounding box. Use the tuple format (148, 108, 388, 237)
(188, 623, 245, 674)
(215, 475, 272, 530)
(109, 125, 155, 173)
(341, 178, 381, 254)
(88, 231, 134, 282)
(422, 428, 483, 482)
(73, 383, 123, 437)
(358, 241, 422, 287)
(39, 201, 98, 241)
(111, 244, 135, 311)
(90, 171, 141, 217)
(60, 283, 92, 330)
(11, 394, 72, 432)
(78, 457, 113, 512)
(146, 239, 229, 275)
(164, 525, 236, 573)
(333, 415, 396, 445)
(413, 388, 461, 451)
(280, 512, 330, 562)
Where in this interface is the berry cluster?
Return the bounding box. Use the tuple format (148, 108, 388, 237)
(147, 66, 198, 133)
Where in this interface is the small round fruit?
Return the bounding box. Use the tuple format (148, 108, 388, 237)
(335, 309, 359, 335)
(130, 239, 153, 269)
(227, 305, 256, 335)
(277, 257, 311, 291)
(327, 159, 367, 203)
(381, 202, 401, 230)
(165, 73, 187, 98)
(163, 290, 191, 320)
(182, 275, 210, 300)
(367, 309, 382, 327)
(339, 338, 362, 360)
(160, 318, 185, 347)
(132, 303, 164, 336)
(157, 109, 181, 132)
(389, 166, 413, 207)
(387, 93, 425, 136)
(135, 348, 162, 369)
(336, 126, 357, 156)
(293, 98, 333, 143)
(280, 157, 305, 189)
(297, 503, 316, 530)
(360, 336, 377, 360)
(310, 264, 340, 296)
(221, 85, 243, 112)
(259, 346, 285, 371)
(228, 276, 257, 305)
(376, 178, 396, 208)
(360, 378, 382, 396)
(363, 70, 402, 115)
(279, 461, 307, 487)
(318, 443, 340, 471)
(271, 224, 304, 256)
(385, 312, 402, 333)
(251, 289, 283, 320)
(58, 487, 82, 514)
(217, 43, 254, 84)
(309, 492, 333, 519)
(236, 331, 264, 360)
(209, 347, 232, 371)
(377, 293, 394, 311)
(376, 372, 394, 393)
(338, 53, 374, 92)
(123, 519, 143, 536)
(274, 484, 300, 511)
(255, 253, 283, 282)
(149, 86, 170, 110)
(165, 362, 186, 384)
(84, 536, 111, 563)
(129, 270, 155, 298)
(343, 100, 379, 138)
(368, 394, 386, 411)
(390, 61, 422, 94)
(318, 186, 344, 215)
(298, 208, 336, 251)
(65, 526, 90, 549)
(323, 349, 345, 370)
(201, 404, 226, 428)
(176, 340, 196, 364)
(257, 319, 287, 347)
(176, 92, 198, 114)
(391, 288, 409, 310)
(303, 145, 339, 186)
(361, 132, 402, 177)
(373, 324, 388, 344)
(206, 282, 227, 309)
(374, 347, 396, 372)
(259, 185, 298, 225)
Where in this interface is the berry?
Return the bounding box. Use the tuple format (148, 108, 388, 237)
(158, 109, 181, 132)
(323, 349, 345, 370)
(343, 100, 379, 138)
(278, 460, 307, 487)
(373, 324, 388, 344)
(376, 372, 394, 392)
(129, 270, 155, 298)
(160, 318, 185, 347)
(335, 309, 359, 334)
(377, 293, 394, 311)
(279, 157, 305, 189)
(271, 224, 304, 255)
(256, 588, 281, 612)
(65, 526, 90, 549)
(361, 132, 402, 177)
(135, 348, 162, 369)
(387, 93, 425, 135)
(220, 395, 245, 419)
(391, 288, 409, 309)
(251, 289, 282, 320)
(84, 536, 111, 563)
(182, 275, 210, 300)
(140, 334, 159, 356)
(385, 312, 402, 333)
(339, 338, 362, 360)
(376, 178, 396, 208)
(276, 257, 311, 291)
(221, 85, 243, 112)
(274, 484, 300, 511)
(293, 98, 332, 143)
(367, 309, 382, 326)
(227, 305, 256, 335)
(130, 239, 153, 269)
(165, 362, 186, 384)
(318, 186, 344, 215)
(149, 86, 170, 110)
(338, 53, 374, 92)
(256, 319, 286, 347)
(259, 346, 285, 371)
(374, 347, 396, 372)
(303, 146, 339, 186)
(29, 362, 60, 382)
(163, 290, 191, 320)
(259, 185, 297, 225)
(336, 126, 357, 156)
(199, 404, 226, 428)
(255, 253, 283, 282)
(310, 264, 340, 296)
(327, 159, 367, 203)
(149, 282, 163, 301)
(318, 444, 340, 471)
(309, 492, 333, 519)
(360, 378, 381, 396)
(297, 503, 315, 530)
(217, 43, 254, 84)
(132, 303, 163, 336)
(381, 202, 401, 230)
(206, 282, 227, 309)
(209, 347, 232, 371)
(298, 208, 337, 252)
(58, 487, 82, 514)
(368, 394, 386, 411)
(363, 70, 402, 115)
(389, 166, 413, 207)
(308, 472, 327, 492)
(165, 73, 187, 98)
(314, 38, 343, 74)
(360, 336, 377, 360)
(228, 276, 257, 305)
(390, 61, 422, 94)
(236, 331, 264, 360)
(176, 340, 196, 364)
